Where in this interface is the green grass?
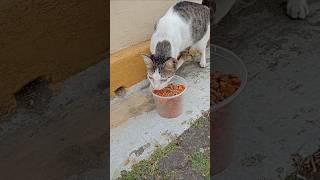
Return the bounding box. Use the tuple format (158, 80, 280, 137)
(118, 114, 210, 179)
(186, 116, 209, 129)
(192, 116, 208, 128)
(118, 142, 180, 180)
(189, 150, 210, 178)
(164, 170, 177, 179)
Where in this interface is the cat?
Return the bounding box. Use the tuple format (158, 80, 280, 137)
(210, 0, 309, 24)
(142, 1, 210, 90)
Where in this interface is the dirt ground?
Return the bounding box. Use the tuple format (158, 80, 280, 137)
(0, 60, 107, 180)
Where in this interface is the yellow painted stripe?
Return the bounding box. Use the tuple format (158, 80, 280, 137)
(110, 40, 150, 96)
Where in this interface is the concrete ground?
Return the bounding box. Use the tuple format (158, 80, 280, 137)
(0, 60, 107, 180)
(118, 113, 210, 180)
(213, 0, 320, 179)
(110, 49, 210, 179)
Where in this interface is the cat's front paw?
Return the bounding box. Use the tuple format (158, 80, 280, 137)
(287, 0, 309, 19)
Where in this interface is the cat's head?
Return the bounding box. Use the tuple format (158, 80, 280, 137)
(142, 54, 178, 90)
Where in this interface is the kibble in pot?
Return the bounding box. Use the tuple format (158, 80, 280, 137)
(211, 71, 241, 104)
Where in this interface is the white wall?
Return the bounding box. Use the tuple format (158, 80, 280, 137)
(110, 0, 202, 53)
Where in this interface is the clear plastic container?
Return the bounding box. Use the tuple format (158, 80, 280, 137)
(212, 45, 247, 175)
(151, 75, 188, 118)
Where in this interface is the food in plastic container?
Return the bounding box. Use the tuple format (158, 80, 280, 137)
(212, 70, 241, 104)
(212, 45, 247, 175)
(151, 75, 187, 118)
(153, 84, 185, 97)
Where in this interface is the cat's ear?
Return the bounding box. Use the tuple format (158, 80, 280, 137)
(163, 58, 179, 71)
(141, 54, 153, 69)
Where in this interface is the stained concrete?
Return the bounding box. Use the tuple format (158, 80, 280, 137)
(0, 60, 107, 180)
(213, 0, 320, 179)
(110, 49, 210, 179)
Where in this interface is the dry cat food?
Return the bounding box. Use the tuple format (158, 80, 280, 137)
(212, 71, 241, 103)
(153, 83, 186, 97)
(152, 83, 186, 118)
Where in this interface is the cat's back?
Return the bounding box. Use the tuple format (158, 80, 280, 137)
(173, 1, 210, 42)
(153, 3, 191, 40)
(155, 1, 209, 33)
(157, 1, 209, 25)
(173, 1, 210, 23)
(156, 5, 185, 29)
(151, 1, 210, 55)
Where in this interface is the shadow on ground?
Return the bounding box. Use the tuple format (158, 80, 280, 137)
(0, 60, 107, 180)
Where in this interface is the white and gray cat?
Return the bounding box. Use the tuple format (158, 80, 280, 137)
(142, 0, 309, 90)
(142, 1, 210, 90)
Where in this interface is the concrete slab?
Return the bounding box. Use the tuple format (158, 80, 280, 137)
(110, 49, 210, 179)
(213, 0, 320, 179)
